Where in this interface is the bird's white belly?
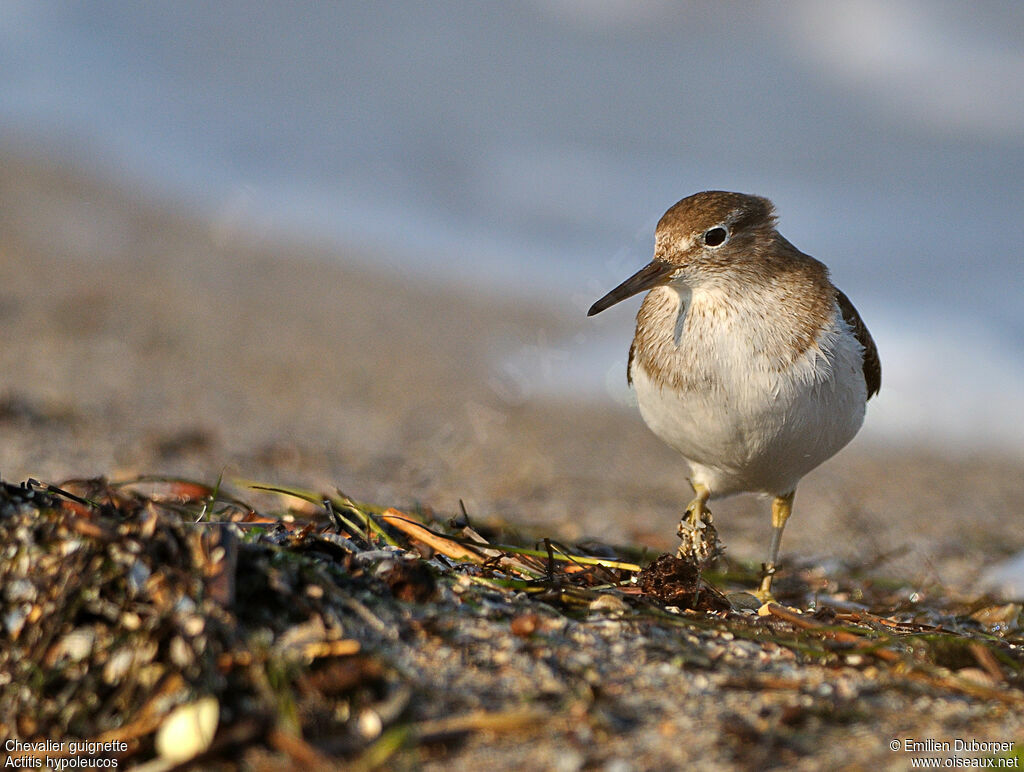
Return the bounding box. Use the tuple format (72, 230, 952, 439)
(630, 323, 867, 497)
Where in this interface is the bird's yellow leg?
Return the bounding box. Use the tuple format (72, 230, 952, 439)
(676, 482, 712, 559)
(756, 491, 795, 601)
(681, 482, 710, 529)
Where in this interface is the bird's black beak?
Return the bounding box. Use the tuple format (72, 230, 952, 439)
(587, 260, 675, 316)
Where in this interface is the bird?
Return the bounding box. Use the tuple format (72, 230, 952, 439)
(588, 191, 880, 599)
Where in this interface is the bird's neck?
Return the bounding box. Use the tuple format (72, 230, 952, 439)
(632, 264, 835, 391)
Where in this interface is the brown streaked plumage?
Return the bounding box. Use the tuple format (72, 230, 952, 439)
(589, 191, 880, 600)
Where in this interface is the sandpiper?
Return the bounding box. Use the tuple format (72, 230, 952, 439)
(589, 191, 880, 598)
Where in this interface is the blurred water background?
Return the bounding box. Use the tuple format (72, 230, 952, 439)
(2, 0, 1022, 451)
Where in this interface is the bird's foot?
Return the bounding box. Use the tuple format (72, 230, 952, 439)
(752, 588, 777, 605)
(753, 563, 777, 603)
(676, 501, 722, 568)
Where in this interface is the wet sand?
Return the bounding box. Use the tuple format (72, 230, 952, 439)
(2, 148, 1023, 591)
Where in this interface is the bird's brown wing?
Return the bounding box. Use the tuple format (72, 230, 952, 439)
(627, 339, 636, 385)
(835, 288, 881, 399)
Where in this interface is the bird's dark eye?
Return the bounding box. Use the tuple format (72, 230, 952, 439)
(703, 227, 728, 247)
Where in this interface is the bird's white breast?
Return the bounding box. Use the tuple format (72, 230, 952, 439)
(630, 284, 867, 497)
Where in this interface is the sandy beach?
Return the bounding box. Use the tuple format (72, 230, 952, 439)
(5, 148, 1024, 769)
(2, 147, 1023, 591)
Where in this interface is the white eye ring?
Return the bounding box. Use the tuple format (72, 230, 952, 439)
(703, 226, 728, 247)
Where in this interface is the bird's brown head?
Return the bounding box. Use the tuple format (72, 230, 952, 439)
(588, 191, 779, 316)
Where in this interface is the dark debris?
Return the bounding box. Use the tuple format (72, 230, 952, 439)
(2, 475, 1023, 769)
(637, 554, 731, 612)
